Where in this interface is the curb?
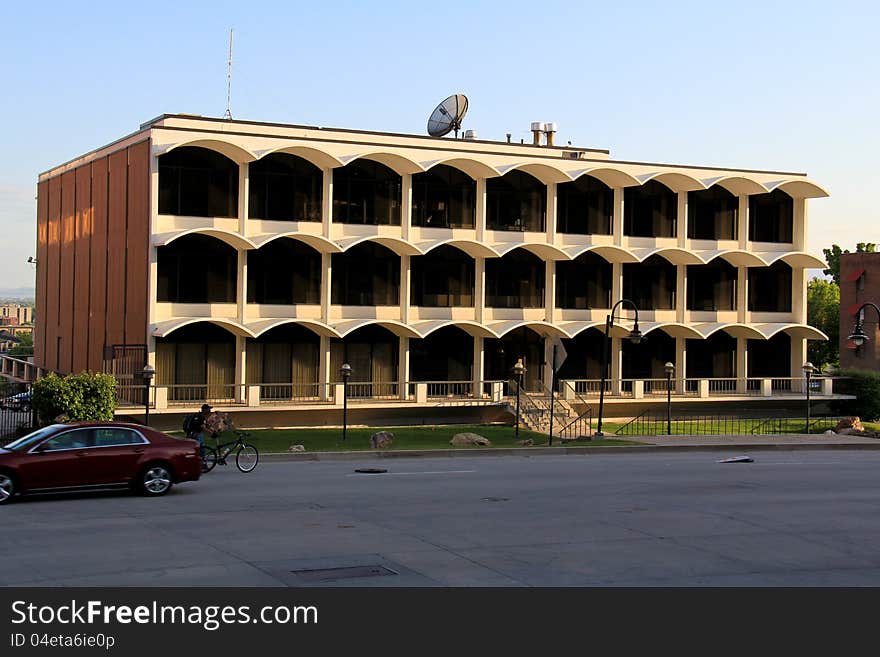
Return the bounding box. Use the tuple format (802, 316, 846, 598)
(260, 441, 880, 462)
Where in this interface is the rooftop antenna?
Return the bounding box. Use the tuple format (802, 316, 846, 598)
(427, 94, 469, 138)
(224, 28, 234, 120)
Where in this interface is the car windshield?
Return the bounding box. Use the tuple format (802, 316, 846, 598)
(2, 425, 64, 452)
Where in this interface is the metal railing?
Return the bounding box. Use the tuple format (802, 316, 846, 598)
(162, 384, 249, 407)
(423, 380, 478, 399)
(258, 382, 331, 404)
(343, 382, 400, 401)
(559, 407, 593, 442)
(615, 412, 849, 437)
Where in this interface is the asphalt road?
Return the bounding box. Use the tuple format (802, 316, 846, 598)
(4, 450, 880, 586)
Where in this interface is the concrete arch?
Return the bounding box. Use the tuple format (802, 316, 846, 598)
(339, 151, 424, 176)
(760, 323, 828, 341)
(158, 139, 256, 164)
(566, 244, 640, 264)
(702, 175, 768, 196)
(249, 318, 340, 339)
(495, 242, 571, 260)
(766, 251, 827, 269)
(333, 319, 422, 339)
(638, 172, 706, 192)
(419, 239, 499, 259)
(643, 247, 706, 265)
(152, 318, 255, 339)
(495, 162, 571, 185)
(251, 232, 342, 253)
(644, 322, 704, 339)
(336, 235, 423, 256)
(563, 322, 611, 339)
(708, 249, 767, 267)
(260, 145, 344, 170)
(764, 179, 829, 199)
(703, 323, 766, 340)
(414, 320, 499, 339)
(493, 320, 570, 339)
(570, 167, 641, 188)
(153, 228, 255, 251)
(421, 157, 500, 180)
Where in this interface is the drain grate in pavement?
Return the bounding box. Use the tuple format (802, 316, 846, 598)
(291, 565, 398, 582)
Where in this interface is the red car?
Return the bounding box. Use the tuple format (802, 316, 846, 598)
(0, 422, 201, 504)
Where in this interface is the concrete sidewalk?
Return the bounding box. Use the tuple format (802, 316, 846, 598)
(261, 432, 880, 462)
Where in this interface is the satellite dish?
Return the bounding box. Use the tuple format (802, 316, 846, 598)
(427, 94, 469, 138)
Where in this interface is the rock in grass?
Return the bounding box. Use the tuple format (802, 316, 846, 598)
(370, 431, 394, 449)
(288, 444, 305, 452)
(516, 439, 534, 447)
(450, 432, 491, 447)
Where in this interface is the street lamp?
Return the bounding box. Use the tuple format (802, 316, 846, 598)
(802, 361, 815, 434)
(340, 363, 351, 441)
(848, 302, 880, 351)
(513, 358, 525, 438)
(595, 299, 643, 437)
(142, 364, 155, 426)
(664, 362, 674, 435)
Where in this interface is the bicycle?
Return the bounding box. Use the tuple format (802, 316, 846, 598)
(201, 428, 260, 474)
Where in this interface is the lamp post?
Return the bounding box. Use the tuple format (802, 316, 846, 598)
(142, 364, 155, 426)
(848, 302, 880, 352)
(513, 358, 525, 438)
(340, 363, 351, 441)
(664, 362, 674, 435)
(802, 361, 815, 434)
(595, 299, 643, 437)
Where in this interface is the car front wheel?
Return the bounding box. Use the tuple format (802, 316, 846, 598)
(139, 464, 173, 496)
(0, 472, 17, 504)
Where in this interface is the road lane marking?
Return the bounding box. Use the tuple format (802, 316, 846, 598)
(346, 470, 476, 477)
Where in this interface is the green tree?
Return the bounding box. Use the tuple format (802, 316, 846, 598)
(822, 242, 876, 285)
(8, 332, 33, 357)
(32, 372, 117, 424)
(807, 278, 840, 369)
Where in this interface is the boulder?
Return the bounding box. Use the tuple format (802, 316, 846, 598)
(370, 431, 394, 449)
(288, 444, 305, 452)
(450, 432, 491, 447)
(516, 439, 534, 447)
(834, 417, 864, 433)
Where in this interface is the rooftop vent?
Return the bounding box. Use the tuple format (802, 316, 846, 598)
(562, 151, 589, 160)
(463, 129, 477, 140)
(530, 121, 543, 145)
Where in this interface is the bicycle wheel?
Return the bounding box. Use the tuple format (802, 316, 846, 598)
(201, 445, 218, 473)
(235, 444, 259, 473)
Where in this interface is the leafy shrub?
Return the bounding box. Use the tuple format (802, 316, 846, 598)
(831, 369, 880, 422)
(32, 372, 117, 424)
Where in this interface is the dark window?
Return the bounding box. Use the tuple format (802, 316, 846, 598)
(484, 328, 545, 391)
(747, 333, 790, 377)
(410, 327, 473, 381)
(248, 153, 322, 222)
(158, 147, 238, 217)
(686, 333, 736, 378)
(331, 243, 400, 306)
(93, 428, 145, 447)
(486, 171, 546, 232)
(247, 239, 321, 304)
(624, 181, 677, 238)
(556, 253, 612, 309)
(749, 190, 793, 243)
(686, 261, 737, 311)
(485, 250, 545, 308)
(623, 255, 676, 310)
(330, 326, 399, 394)
(41, 429, 93, 451)
(688, 187, 737, 240)
(412, 165, 475, 228)
(410, 246, 474, 307)
(557, 176, 613, 235)
(332, 160, 401, 225)
(622, 330, 675, 380)
(157, 235, 237, 303)
(748, 263, 792, 312)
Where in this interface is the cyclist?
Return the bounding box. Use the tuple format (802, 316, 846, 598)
(187, 403, 214, 453)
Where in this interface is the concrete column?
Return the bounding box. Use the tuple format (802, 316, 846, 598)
(738, 195, 749, 249)
(793, 198, 806, 250)
(610, 336, 622, 395)
(613, 188, 624, 246)
(322, 168, 333, 238)
(676, 264, 686, 323)
(148, 153, 159, 355)
(401, 174, 413, 241)
(611, 262, 623, 306)
(398, 336, 409, 400)
(400, 254, 411, 324)
(790, 334, 807, 379)
(699, 379, 709, 398)
(247, 385, 260, 408)
(475, 257, 486, 324)
(546, 182, 557, 242)
(321, 253, 332, 324)
(319, 335, 331, 401)
(237, 250, 247, 323)
(415, 383, 427, 404)
(736, 337, 748, 393)
(238, 163, 249, 236)
(235, 335, 246, 403)
(476, 178, 487, 242)
(154, 387, 168, 410)
(545, 260, 555, 323)
(737, 266, 748, 323)
(675, 336, 687, 394)
(792, 267, 806, 323)
(543, 338, 554, 395)
(677, 191, 687, 247)
(472, 336, 484, 397)
(633, 380, 644, 399)
(761, 379, 772, 397)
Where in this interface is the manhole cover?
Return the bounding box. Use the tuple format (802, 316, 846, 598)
(354, 468, 388, 474)
(482, 497, 510, 502)
(291, 565, 398, 582)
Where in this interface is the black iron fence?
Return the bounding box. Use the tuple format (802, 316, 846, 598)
(616, 411, 849, 437)
(0, 381, 35, 441)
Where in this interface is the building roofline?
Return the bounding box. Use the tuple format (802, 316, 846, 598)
(38, 128, 150, 181)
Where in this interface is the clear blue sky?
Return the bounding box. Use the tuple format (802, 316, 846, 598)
(2, 0, 877, 290)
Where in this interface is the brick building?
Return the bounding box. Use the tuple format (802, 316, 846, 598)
(840, 252, 880, 371)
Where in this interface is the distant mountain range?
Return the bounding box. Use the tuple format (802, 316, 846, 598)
(0, 287, 35, 301)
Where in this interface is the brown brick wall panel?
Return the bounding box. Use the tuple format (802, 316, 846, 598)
(106, 150, 128, 348)
(35, 181, 49, 367)
(88, 157, 109, 373)
(73, 165, 92, 373)
(58, 170, 76, 374)
(45, 177, 62, 371)
(124, 141, 150, 346)
(840, 253, 880, 371)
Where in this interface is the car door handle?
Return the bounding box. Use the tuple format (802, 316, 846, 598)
(133, 448, 145, 454)
(75, 451, 89, 457)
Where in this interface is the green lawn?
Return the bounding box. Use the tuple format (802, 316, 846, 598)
(187, 424, 642, 454)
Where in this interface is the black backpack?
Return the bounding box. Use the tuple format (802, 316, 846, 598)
(182, 413, 197, 434)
